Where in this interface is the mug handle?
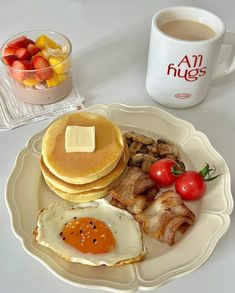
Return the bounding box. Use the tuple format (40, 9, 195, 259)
(212, 32, 235, 79)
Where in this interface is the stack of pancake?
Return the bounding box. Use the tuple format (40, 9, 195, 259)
(40, 112, 129, 203)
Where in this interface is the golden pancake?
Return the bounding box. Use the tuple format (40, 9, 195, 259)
(41, 144, 129, 194)
(42, 112, 124, 184)
(45, 179, 110, 203)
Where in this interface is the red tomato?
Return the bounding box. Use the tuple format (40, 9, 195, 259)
(149, 159, 176, 187)
(175, 171, 206, 200)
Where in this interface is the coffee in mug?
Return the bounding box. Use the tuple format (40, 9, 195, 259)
(159, 20, 216, 41)
(146, 6, 235, 108)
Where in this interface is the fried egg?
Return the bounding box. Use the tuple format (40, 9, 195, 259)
(35, 199, 145, 266)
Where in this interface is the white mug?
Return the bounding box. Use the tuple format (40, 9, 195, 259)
(146, 6, 235, 108)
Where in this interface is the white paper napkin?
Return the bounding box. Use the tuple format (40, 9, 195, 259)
(0, 75, 85, 130)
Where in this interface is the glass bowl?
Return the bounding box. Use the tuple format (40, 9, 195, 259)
(1, 30, 72, 105)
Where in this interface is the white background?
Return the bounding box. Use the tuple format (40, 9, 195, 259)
(0, 0, 234, 292)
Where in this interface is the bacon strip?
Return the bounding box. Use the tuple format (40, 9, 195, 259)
(110, 167, 155, 206)
(126, 195, 153, 215)
(135, 190, 195, 245)
(110, 167, 195, 246)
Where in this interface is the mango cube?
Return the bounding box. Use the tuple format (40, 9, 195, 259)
(22, 78, 38, 87)
(46, 73, 61, 87)
(49, 57, 70, 74)
(58, 73, 69, 82)
(36, 34, 59, 50)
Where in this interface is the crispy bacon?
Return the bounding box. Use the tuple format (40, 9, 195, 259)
(110, 167, 156, 206)
(161, 215, 193, 245)
(110, 167, 195, 246)
(110, 197, 126, 209)
(133, 174, 156, 195)
(126, 195, 153, 215)
(135, 190, 195, 245)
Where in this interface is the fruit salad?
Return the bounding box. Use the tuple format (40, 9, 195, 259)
(1, 31, 72, 104)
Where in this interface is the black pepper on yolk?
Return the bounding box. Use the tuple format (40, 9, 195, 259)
(60, 217, 116, 254)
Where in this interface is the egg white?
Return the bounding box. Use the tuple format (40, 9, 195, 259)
(36, 199, 145, 266)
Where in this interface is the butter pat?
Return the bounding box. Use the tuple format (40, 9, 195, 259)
(65, 126, 95, 152)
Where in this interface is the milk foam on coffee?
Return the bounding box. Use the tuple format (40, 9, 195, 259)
(159, 20, 216, 41)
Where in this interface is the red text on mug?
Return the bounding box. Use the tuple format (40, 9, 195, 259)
(167, 55, 207, 82)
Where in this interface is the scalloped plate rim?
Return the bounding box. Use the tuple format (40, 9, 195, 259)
(5, 103, 233, 292)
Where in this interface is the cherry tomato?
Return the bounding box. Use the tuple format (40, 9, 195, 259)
(175, 171, 206, 200)
(149, 159, 176, 187)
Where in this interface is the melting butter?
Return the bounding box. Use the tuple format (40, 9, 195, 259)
(65, 126, 95, 153)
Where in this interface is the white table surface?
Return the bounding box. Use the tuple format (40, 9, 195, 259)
(0, 0, 234, 292)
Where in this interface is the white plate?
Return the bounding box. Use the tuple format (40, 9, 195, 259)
(6, 104, 233, 292)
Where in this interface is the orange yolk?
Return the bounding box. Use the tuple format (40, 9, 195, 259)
(60, 217, 116, 254)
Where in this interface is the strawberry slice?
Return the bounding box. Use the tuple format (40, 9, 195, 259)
(3, 47, 17, 56)
(32, 55, 50, 68)
(34, 69, 53, 81)
(34, 72, 44, 82)
(26, 38, 35, 46)
(2, 55, 17, 66)
(15, 47, 30, 59)
(32, 55, 53, 80)
(11, 60, 31, 80)
(7, 35, 27, 48)
(27, 44, 40, 57)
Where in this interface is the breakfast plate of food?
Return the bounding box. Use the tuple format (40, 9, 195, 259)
(6, 104, 233, 292)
